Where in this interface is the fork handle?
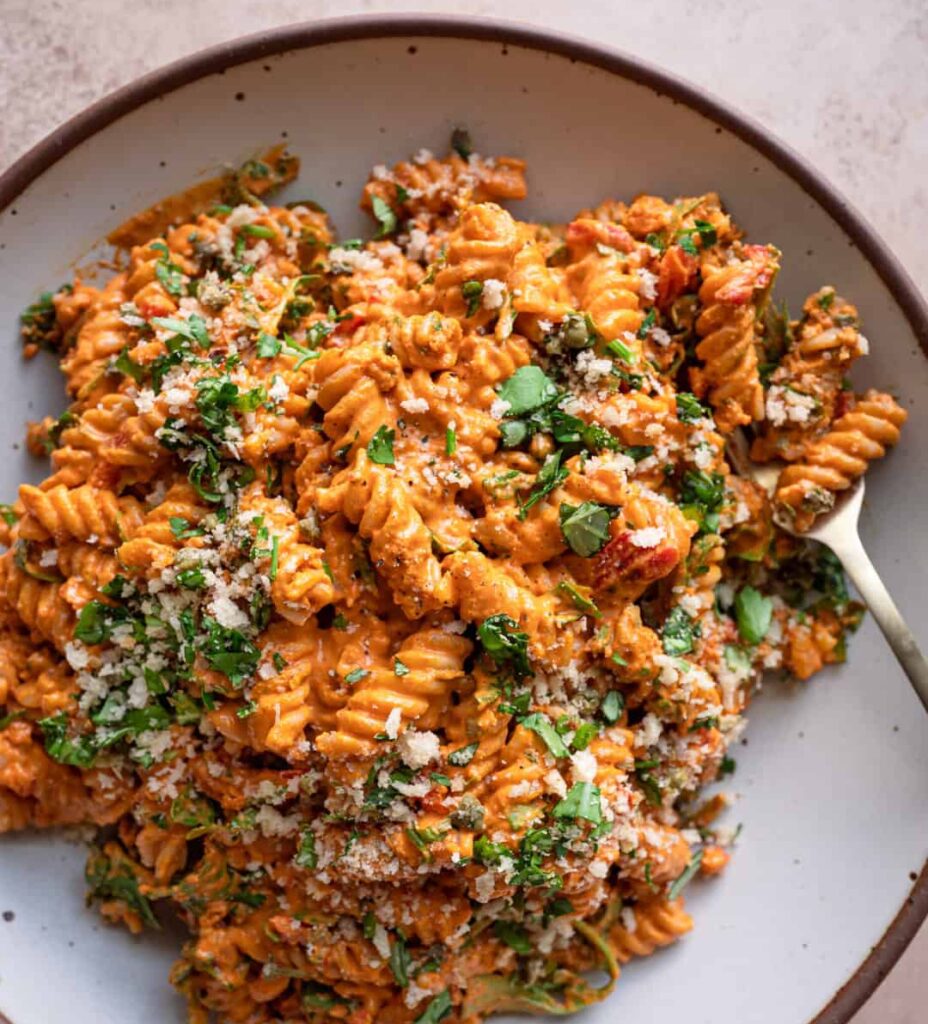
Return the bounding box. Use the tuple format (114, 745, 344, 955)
(829, 531, 928, 713)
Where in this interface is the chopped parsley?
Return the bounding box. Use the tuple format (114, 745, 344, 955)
(114, 348, 145, 383)
(388, 934, 411, 988)
(85, 849, 159, 929)
(518, 451, 568, 520)
(734, 586, 773, 645)
(239, 223, 276, 239)
(497, 366, 559, 417)
(571, 722, 598, 750)
(414, 990, 453, 1024)
(635, 760, 663, 807)
(451, 127, 474, 159)
(520, 712, 569, 758)
(150, 242, 185, 297)
(661, 606, 699, 656)
(606, 337, 637, 362)
(38, 713, 96, 767)
(636, 308, 657, 340)
(462, 280, 484, 317)
(676, 392, 710, 424)
(367, 425, 396, 466)
(600, 690, 625, 723)
(667, 849, 704, 900)
(295, 828, 318, 869)
(559, 501, 612, 557)
(371, 195, 397, 238)
(152, 314, 210, 349)
(552, 782, 602, 824)
(493, 920, 532, 954)
(679, 470, 725, 534)
(448, 743, 478, 767)
(555, 580, 601, 617)
(477, 614, 531, 679)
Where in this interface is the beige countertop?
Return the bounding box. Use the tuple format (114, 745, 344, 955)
(1, 0, 925, 1021)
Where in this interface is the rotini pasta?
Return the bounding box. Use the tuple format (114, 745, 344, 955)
(0, 139, 902, 1024)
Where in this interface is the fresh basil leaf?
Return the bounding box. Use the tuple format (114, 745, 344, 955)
(680, 469, 725, 534)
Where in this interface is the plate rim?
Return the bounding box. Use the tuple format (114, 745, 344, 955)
(0, 13, 925, 1024)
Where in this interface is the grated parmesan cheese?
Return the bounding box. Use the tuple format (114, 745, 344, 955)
(490, 398, 511, 420)
(384, 707, 402, 740)
(629, 526, 666, 548)
(481, 278, 506, 311)
(400, 397, 430, 414)
(396, 729, 440, 769)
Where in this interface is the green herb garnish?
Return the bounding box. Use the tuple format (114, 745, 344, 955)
(371, 195, 397, 238)
(367, 425, 396, 466)
(734, 586, 773, 645)
(477, 614, 531, 678)
(553, 782, 602, 824)
(668, 849, 704, 900)
(559, 501, 612, 557)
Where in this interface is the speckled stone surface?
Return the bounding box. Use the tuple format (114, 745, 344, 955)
(0, 0, 926, 1020)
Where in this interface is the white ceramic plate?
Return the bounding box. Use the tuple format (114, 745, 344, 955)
(1, 16, 926, 1024)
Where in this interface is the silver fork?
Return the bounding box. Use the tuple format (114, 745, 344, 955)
(727, 431, 928, 712)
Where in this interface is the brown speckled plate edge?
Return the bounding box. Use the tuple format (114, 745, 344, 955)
(0, 14, 925, 1024)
